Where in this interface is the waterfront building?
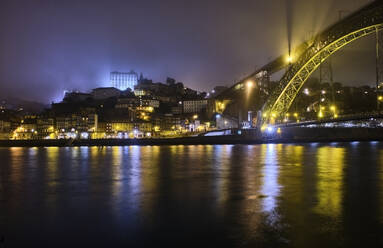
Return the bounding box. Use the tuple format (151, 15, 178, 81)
(110, 71, 138, 91)
(107, 121, 135, 133)
(153, 114, 181, 132)
(0, 120, 11, 140)
(55, 113, 98, 139)
(56, 116, 72, 132)
(74, 114, 98, 132)
(13, 117, 37, 140)
(104, 120, 152, 138)
(36, 118, 55, 139)
(136, 122, 152, 132)
(0, 120, 11, 132)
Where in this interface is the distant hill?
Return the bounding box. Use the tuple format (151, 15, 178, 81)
(0, 97, 48, 113)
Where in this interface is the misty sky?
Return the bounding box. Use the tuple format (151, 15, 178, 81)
(0, 0, 377, 103)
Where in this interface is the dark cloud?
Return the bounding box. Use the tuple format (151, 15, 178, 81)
(0, 0, 374, 103)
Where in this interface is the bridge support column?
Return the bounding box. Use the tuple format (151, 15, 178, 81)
(376, 28, 383, 111)
(319, 55, 334, 106)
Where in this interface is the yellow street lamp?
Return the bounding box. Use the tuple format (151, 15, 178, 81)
(286, 55, 293, 64)
(246, 80, 254, 89)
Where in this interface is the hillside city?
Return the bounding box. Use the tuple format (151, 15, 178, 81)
(0, 70, 380, 140)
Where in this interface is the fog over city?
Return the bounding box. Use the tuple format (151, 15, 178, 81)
(0, 0, 375, 103)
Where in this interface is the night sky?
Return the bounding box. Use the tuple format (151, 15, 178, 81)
(0, 0, 377, 103)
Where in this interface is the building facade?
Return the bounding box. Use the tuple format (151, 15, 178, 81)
(183, 100, 208, 114)
(110, 71, 138, 91)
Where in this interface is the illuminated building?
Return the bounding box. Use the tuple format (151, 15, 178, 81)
(110, 71, 138, 91)
(183, 100, 208, 114)
(55, 114, 98, 139)
(0, 120, 11, 132)
(0, 120, 11, 139)
(134, 89, 147, 96)
(107, 121, 135, 133)
(13, 117, 38, 140)
(74, 114, 98, 132)
(105, 120, 152, 138)
(37, 117, 55, 139)
(153, 114, 181, 132)
(56, 117, 72, 132)
(139, 97, 160, 108)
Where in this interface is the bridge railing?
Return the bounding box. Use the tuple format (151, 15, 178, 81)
(274, 110, 383, 128)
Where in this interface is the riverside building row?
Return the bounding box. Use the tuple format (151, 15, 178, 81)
(0, 79, 223, 140)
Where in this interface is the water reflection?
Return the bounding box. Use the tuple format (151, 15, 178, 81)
(315, 146, 345, 217)
(1, 143, 383, 247)
(215, 145, 233, 206)
(260, 144, 280, 213)
(10, 148, 24, 185)
(380, 149, 383, 224)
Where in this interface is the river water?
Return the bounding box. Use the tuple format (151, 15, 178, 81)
(1, 143, 383, 247)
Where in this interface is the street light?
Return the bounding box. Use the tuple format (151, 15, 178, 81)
(246, 80, 254, 90)
(286, 55, 294, 64)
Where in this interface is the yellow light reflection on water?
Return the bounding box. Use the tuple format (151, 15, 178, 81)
(260, 144, 281, 213)
(111, 147, 123, 201)
(314, 146, 345, 217)
(215, 145, 233, 206)
(271, 145, 304, 221)
(10, 147, 24, 185)
(46, 147, 59, 182)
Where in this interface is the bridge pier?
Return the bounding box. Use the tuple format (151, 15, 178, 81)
(376, 28, 383, 110)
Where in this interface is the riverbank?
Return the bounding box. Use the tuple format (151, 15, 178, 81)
(1, 127, 383, 147)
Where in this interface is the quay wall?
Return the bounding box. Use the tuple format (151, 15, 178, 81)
(0, 127, 383, 147)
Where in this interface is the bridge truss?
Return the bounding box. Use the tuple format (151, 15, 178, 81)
(262, 0, 383, 125)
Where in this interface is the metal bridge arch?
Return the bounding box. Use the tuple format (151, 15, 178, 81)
(262, 0, 383, 124)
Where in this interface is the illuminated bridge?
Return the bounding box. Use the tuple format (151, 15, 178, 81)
(215, 0, 383, 129)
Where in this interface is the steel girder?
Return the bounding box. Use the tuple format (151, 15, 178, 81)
(261, 0, 383, 125)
